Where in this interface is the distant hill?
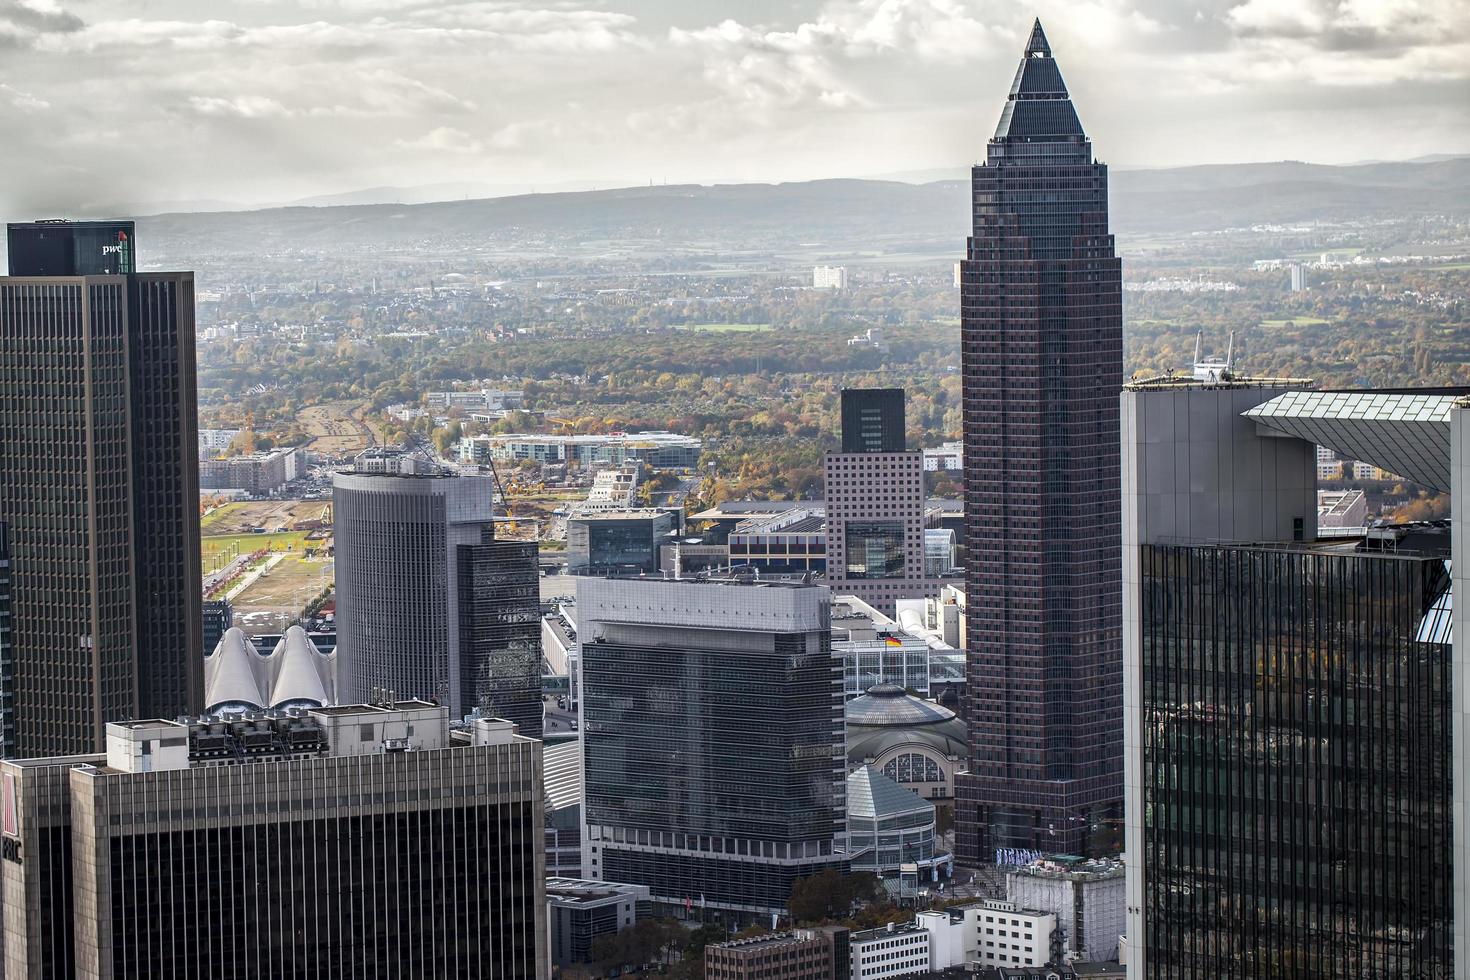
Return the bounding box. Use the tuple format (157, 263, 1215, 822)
(134, 157, 1470, 260)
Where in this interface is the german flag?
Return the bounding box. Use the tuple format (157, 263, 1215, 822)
(884, 636, 903, 647)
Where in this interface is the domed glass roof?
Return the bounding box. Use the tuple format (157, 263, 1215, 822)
(845, 684, 957, 727)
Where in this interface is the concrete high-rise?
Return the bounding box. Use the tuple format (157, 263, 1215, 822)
(0, 222, 202, 757)
(333, 469, 542, 735)
(0, 702, 547, 979)
(955, 21, 1124, 858)
(578, 577, 847, 919)
(825, 388, 957, 614)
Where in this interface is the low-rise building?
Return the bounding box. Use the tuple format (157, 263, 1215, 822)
(462, 431, 701, 470)
(922, 442, 963, 472)
(426, 388, 524, 412)
(729, 507, 827, 575)
(1317, 487, 1367, 532)
(1006, 858, 1125, 963)
(706, 928, 849, 980)
(198, 428, 241, 455)
(915, 909, 969, 970)
(198, 446, 300, 494)
(972, 900, 1057, 972)
(923, 529, 956, 578)
(833, 596, 932, 697)
(545, 877, 650, 967)
(844, 684, 967, 811)
(846, 766, 950, 881)
(850, 922, 931, 979)
(567, 509, 676, 575)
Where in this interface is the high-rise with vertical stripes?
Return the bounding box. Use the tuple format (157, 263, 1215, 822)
(1, 701, 547, 978)
(955, 22, 1125, 860)
(0, 221, 202, 758)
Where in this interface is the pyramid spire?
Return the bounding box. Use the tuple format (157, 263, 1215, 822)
(992, 18, 1083, 141)
(1025, 18, 1051, 58)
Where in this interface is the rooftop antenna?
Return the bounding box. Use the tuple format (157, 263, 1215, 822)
(1193, 331, 1202, 365)
(1225, 330, 1235, 373)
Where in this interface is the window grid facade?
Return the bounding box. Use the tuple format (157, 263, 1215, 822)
(956, 23, 1124, 860)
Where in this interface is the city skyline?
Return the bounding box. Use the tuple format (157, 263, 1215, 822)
(0, 0, 1466, 213)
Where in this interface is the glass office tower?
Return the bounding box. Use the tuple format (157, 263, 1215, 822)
(458, 537, 543, 739)
(579, 578, 847, 919)
(1139, 541, 1452, 978)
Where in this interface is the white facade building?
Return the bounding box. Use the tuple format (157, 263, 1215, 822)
(199, 428, 242, 455)
(1007, 859, 1125, 963)
(971, 899, 1056, 971)
(850, 923, 931, 979)
(914, 910, 969, 970)
(922, 441, 963, 472)
(425, 388, 524, 412)
(814, 265, 850, 289)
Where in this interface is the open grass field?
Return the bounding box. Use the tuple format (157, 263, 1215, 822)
(234, 556, 331, 609)
(202, 530, 316, 573)
(678, 323, 773, 333)
(201, 499, 329, 535)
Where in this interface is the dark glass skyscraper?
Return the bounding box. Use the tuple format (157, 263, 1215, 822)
(459, 537, 544, 739)
(7, 220, 136, 277)
(840, 387, 906, 454)
(956, 21, 1124, 858)
(1139, 541, 1452, 978)
(578, 578, 847, 918)
(0, 225, 202, 757)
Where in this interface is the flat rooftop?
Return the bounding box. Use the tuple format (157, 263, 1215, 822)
(311, 700, 439, 716)
(1123, 374, 1315, 392)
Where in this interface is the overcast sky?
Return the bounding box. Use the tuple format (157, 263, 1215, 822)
(1, 0, 1467, 213)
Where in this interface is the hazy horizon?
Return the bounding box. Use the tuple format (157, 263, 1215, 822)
(2, 0, 1468, 215)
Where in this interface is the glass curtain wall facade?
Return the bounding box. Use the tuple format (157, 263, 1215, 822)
(458, 537, 543, 738)
(840, 388, 906, 454)
(1139, 543, 1452, 979)
(580, 585, 846, 917)
(957, 20, 1124, 859)
(844, 521, 906, 579)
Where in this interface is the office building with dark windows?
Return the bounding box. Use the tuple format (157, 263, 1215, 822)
(567, 508, 675, 575)
(840, 387, 906, 454)
(0, 524, 12, 758)
(0, 223, 202, 758)
(1121, 377, 1468, 979)
(6, 220, 136, 277)
(578, 578, 847, 919)
(457, 536, 544, 738)
(826, 389, 958, 615)
(333, 468, 541, 734)
(955, 20, 1125, 860)
(1, 702, 547, 979)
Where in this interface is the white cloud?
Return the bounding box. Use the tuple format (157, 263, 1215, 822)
(395, 126, 485, 153)
(0, 81, 48, 111)
(187, 94, 292, 118)
(0, 0, 1466, 214)
(1218, 0, 1470, 85)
